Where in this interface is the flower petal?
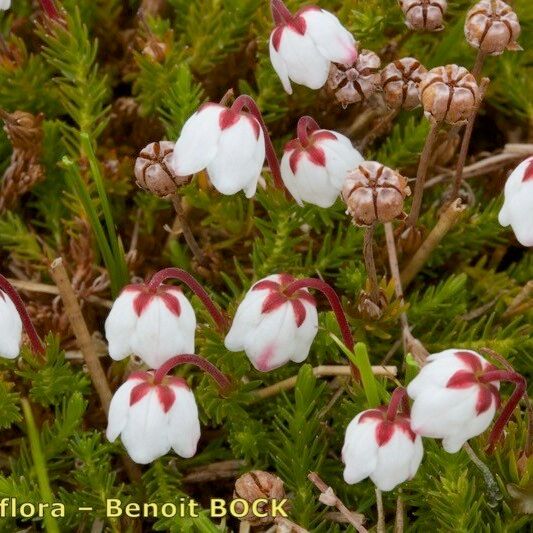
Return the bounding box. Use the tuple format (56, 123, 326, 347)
(105, 289, 139, 361)
(167, 386, 201, 458)
(0, 291, 22, 359)
(171, 105, 224, 176)
(269, 35, 293, 94)
(106, 376, 145, 443)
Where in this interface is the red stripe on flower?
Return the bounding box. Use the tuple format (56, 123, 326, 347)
(291, 299, 306, 327)
(455, 351, 482, 372)
(522, 158, 533, 182)
(256, 343, 276, 371)
(157, 385, 176, 413)
(262, 291, 287, 314)
(376, 421, 395, 446)
(219, 109, 240, 130)
(476, 387, 494, 415)
(312, 131, 337, 143)
(127, 371, 152, 382)
(306, 145, 326, 167)
(253, 280, 280, 292)
(359, 409, 385, 422)
(130, 382, 152, 406)
(278, 273, 296, 286)
(447, 370, 477, 388)
(244, 114, 261, 139)
(133, 292, 153, 316)
(271, 15, 307, 51)
(159, 292, 182, 316)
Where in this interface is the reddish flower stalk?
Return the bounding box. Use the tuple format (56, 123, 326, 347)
(271, 0, 292, 24)
(147, 267, 227, 332)
(0, 274, 44, 355)
(479, 370, 527, 453)
(297, 116, 321, 146)
(153, 353, 231, 391)
(283, 277, 359, 379)
(231, 95, 285, 191)
(39, 0, 61, 20)
(386, 387, 410, 421)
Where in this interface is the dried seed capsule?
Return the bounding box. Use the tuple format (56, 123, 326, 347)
(419, 65, 479, 125)
(399, 0, 447, 32)
(342, 162, 410, 226)
(134, 141, 188, 197)
(464, 0, 521, 56)
(233, 471, 286, 526)
(327, 49, 381, 107)
(381, 57, 427, 110)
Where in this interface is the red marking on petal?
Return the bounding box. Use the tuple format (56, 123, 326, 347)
(376, 421, 395, 446)
(0, 291, 4, 301)
(130, 383, 152, 406)
(219, 109, 240, 130)
(157, 385, 176, 413)
(289, 14, 307, 34)
(257, 344, 276, 371)
(122, 284, 145, 294)
(262, 291, 288, 314)
(159, 292, 182, 317)
(133, 292, 154, 316)
(297, 290, 316, 306)
(489, 384, 501, 409)
(243, 114, 261, 139)
(272, 26, 285, 51)
(127, 371, 152, 382)
(311, 131, 337, 143)
(455, 351, 482, 372)
(396, 417, 417, 442)
(447, 370, 477, 389)
(252, 280, 280, 292)
(291, 299, 306, 327)
(522, 159, 533, 182)
(284, 139, 301, 153)
(289, 149, 303, 174)
(359, 409, 385, 423)
(278, 273, 296, 286)
(476, 386, 494, 415)
(306, 145, 327, 167)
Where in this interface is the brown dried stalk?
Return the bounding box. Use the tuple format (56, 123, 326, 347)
(401, 199, 466, 287)
(376, 488, 385, 533)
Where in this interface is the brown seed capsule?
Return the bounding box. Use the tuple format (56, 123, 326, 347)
(464, 0, 521, 56)
(381, 57, 427, 110)
(327, 49, 381, 107)
(342, 162, 410, 226)
(399, 0, 447, 32)
(419, 65, 479, 125)
(134, 141, 188, 197)
(233, 471, 286, 526)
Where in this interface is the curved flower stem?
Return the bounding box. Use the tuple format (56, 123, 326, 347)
(231, 95, 285, 190)
(39, 0, 61, 20)
(297, 116, 320, 146)
(451, 78, 489, 200)
(284, 278, 354, 351)
(147, 267, 227, 331)
(0, 274, 44, 355)
(406, 121, 440, 228)
(364, 223, 380, 304)
(271, 0, 292, 24)
(479, 370, 527, 453)
(153, 353, 231, 391)
(386, 387, 409, 421)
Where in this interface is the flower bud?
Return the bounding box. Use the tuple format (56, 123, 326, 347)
(233, 471, 286, 525)
(381, 57, 427, 110)
(399, 0, 447, 32)
(327, 49, 381, 107)
(464, 0, 521, 56)
(342, 162, 410, 226)
(419, 64, 479, 125)
(135, 141, 186, 198)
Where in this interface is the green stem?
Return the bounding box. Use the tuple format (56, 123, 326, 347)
(80, 133, 128, 291)
(21, 399, 60, 533)
(349, 342, 380, 408)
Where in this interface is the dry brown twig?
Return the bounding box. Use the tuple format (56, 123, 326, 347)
(375, 488, 385, 533)
(308, 472, 368, 533)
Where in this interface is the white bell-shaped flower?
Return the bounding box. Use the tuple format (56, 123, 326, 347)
(498, 156, 533, 246)
(171, 103, 265, 198)
(105, 284, 196, 369)
(342, 406, 423, 491)
(0, 290, 22, 359)
(281, 118, 363, 207)
(269, 0, 356, 94)
(225, 274, 318, 371)
(407, 349, 500, 453)
(106, 371, 201, 464)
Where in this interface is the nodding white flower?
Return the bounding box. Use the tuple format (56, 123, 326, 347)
(0, 0, 11, 11)
(498, 156, 533, 246)
(171, 103, 265, 198)
(407, 349, 501, 453)
(105, 284, 196, 369)
(269, 0, 357, 94)
(106, 371, 201, 464)
(342, 406, 423, 491)
(281, 117, 363, 208)
(225, 274, 318, 372)
(0, 290, 22, 359)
